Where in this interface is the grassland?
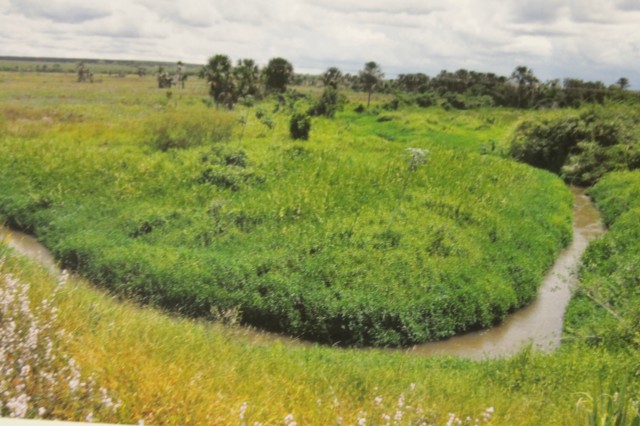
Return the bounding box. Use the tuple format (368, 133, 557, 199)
(0, 56, 200, 76)
(0, 72, 571, 346)
(1, 72, 639, 424)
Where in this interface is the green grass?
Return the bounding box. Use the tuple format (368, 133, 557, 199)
(0, 245, 636, 425)
(565, 171, 640, 351)
(0, 72, 572, 346)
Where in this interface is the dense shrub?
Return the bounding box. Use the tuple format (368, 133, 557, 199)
(441, 93, 494, 110)
(308, 88, 344, 118)
(289, 112, 311, 140)
(510, 109, 640, 185)
(414, 92, 437, 108)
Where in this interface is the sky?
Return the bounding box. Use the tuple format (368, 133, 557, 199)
(1, 0, 639, 86)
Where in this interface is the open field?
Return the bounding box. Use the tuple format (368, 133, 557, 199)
(0, 56, 201, 76)
(1, 72, 639, 424)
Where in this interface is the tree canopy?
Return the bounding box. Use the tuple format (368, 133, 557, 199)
(359, 61, 384, 107)
(263, 57, 294, 93)
(322, 67, 343, 89)
(200, 54, 235, 108)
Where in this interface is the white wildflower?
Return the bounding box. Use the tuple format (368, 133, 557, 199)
(68, 376, 80, 392)
(381, 413, 391, 426)
(446, 413, 456, 426)
(19, 365, 31, 378)
(397, 393, 405, 408)
(6, 393, 30, 418)
(239, 401, 248, 420)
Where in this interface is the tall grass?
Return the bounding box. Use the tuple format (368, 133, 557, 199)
(0, 244, 636, 425)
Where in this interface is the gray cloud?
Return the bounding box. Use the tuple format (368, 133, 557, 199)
(9, 0, 110, 23)
(616, 0, 640, 11)
(509, 0, 566, 24)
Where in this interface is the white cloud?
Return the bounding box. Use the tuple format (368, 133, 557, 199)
(0, 0, 638, 86)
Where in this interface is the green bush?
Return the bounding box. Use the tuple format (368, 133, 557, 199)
(308, 88, 343, 118)
(289, 112, 311, 140)
(510, 109, 640, 185)
(414, 92, 437, 108)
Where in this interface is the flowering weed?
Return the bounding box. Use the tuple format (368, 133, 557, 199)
(0, 258, 120, 421)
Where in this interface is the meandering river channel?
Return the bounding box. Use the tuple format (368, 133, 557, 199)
(0, 187, 604, 359)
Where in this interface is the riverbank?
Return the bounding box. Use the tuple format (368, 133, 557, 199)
(1, 234, 635, 425)
(0, 186, 603, 360)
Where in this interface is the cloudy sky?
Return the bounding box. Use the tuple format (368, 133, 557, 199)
(1, 0, 639, 86)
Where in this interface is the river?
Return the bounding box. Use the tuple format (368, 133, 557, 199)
(0, 187, 604, 359)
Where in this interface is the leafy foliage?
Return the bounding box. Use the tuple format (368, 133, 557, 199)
(321, 67, 343, 89)
(359, 61, 384, 107)
(307, 87, 343, 118)
(200, 54, 235, 108)
(263, 57, 294, 93)
(510, 108, 640, 185)
(289, 112, 311, 140)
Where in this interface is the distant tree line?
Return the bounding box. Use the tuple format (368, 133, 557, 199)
(3, 54, 636, 109)
(297, 64, 637, 110)
(401, 66, 631, 109)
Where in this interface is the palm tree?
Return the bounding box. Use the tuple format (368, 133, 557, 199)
(201, 54, 234, 108)
(322, 67, 343, 89)
(263, 58, 294, 93)
(510, 66, 539, 108)
(359, 61, 384, 107)
(616, 77, 630, 90)
(233, 59, 261, 98)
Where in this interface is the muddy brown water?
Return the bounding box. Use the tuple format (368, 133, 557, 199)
(408, 186, 605, 359)
(0, 187, 604, 359)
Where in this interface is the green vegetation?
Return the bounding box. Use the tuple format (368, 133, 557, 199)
(565, 171, 640, 350)
(1, 71, 639, 425)
(510, 107, 640, 185)
(0, 72, 572, 347)
(0, 56, 200, 77)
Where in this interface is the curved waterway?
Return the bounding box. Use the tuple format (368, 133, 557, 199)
(408, 186, 605, 359)
(0, 187, 604, 359)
